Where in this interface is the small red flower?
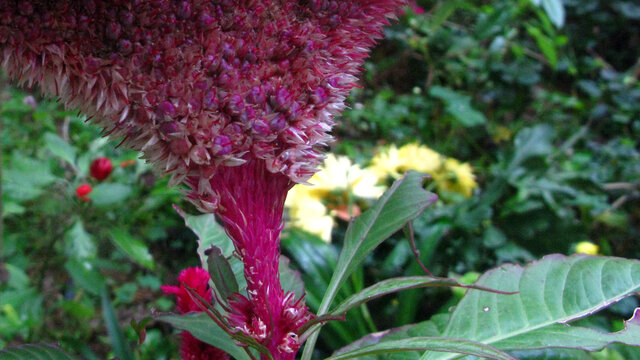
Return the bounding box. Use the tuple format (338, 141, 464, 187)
(90, 157, 113, 181)
(162, 268, 229, 360)
(75, 184, 92, 202)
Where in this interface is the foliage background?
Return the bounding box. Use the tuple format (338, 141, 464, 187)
(1, 0, 639, 358)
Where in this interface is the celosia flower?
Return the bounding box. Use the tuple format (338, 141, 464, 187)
(162, 267, 229, 360)
(90, 157, 113, 181)
(75, 183, 92, 201)
(1, 2, 405, 358)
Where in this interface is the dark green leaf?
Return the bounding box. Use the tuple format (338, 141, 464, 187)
(429, 86, 487, 127)
(509, 125, 554, 171)
(206, 245, 239, 302)
(64, 259, 105, 296)
(0, 344, 78, 360)
(101, 288, 134, 360)
(157, 313, 250, 360)
(90, 183, 133, 206)
(109, 228, 154, 269)
(526, 26, 558, 67)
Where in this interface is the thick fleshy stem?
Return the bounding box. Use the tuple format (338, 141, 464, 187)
(186, 159, 312, 359)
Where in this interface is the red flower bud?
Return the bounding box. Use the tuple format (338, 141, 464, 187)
(90, 157, 113, 181)
(75, 184, 92, 201)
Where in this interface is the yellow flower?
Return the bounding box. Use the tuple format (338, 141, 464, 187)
(369, 143, 477, 198)
(307, 154, 386, 199)
(396, 143, 442, 175)
(369, 145, 403, 179)
(433, 158, 478, 198)
(369, 143, 443, 180)
(575, 241, 599, 255)
(285, 154, 386, 242)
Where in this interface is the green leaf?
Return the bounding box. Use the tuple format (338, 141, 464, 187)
(509, 124, 554, 172)
(2, 153, 56, 202)
(64, 260, 105, 296)
(422, 254, 640, 360)
(302, 171, 437, 360)
(157, 313, 250, 360)
(497, 309, 640, 350)
(526, 26, 558, 67)
(174, 207, 235, 267)
(90, 183, 133, 206)
(279, 255, 305, 299)
(328, 337, 516, 360)
(0, 344, 78, 359)
(429, 86, 487, 127)
(174, 207, 248, 293)
(109, 229, 154, 269)
(206, 246, 239, 302)
(330, 276, 464, 316)
(541, 0, 565, 27)
(43, 132, 77, 166)
(64, 220, 96, 260)
(101, 288, 134, 360)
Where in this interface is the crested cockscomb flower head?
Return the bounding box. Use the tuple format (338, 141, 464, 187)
(1, 0, 405, 211)
(2, 2, 405, 359)
(162, 267, 230, 360)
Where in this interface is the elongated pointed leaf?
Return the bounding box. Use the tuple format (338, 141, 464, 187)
(109, 228, 154, 269)
(0, 344, 78, 360)
(101, 288, 134, 360)
(207, 245, 239, 302)
(422, 254, 640, 360)
(329, 171, 437, 309)
(157, 313, 250, 360)
(328, 337, 516, 360)
(330, 276, 461, 316)
(302, 171, 437, 360)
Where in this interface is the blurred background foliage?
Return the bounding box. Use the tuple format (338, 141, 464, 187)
(1, 0, 639, 358)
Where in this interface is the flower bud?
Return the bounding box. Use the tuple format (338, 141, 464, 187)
(90, 157, 113, 181)
(75, 184, 92, 201)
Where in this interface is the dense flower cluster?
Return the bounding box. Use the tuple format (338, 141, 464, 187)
(162, 268, 229, 360)
(0, 1, 405, 358)
(1, 0, 404, 211)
